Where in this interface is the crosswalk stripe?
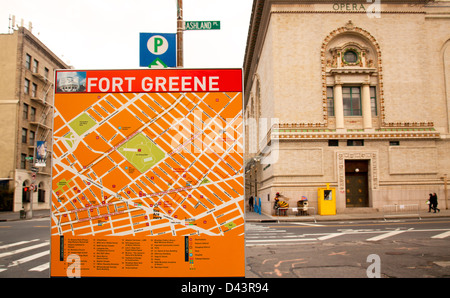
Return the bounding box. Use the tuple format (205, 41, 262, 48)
(291, 222, 324, 227)
(317, 233, 345, 241)
(8, 250, 49, 267)
(0, 239, 39, 250)
(247, 238, 317, 243)
(0, 242, 49, 259)
(366, 230, 406, 241)
(431, 230, 450, 239)
(29, 262, 50, 272)
(246, 226, 450, 244)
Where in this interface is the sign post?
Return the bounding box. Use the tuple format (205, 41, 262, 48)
(51, 68, 244, 278)
(177, 0, 183, 67)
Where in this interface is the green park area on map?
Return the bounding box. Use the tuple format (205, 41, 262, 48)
(117, 133, 165, 173)
(69, 113, 96, 136)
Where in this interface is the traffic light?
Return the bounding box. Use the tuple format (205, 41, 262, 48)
(22, 186, 31, 203)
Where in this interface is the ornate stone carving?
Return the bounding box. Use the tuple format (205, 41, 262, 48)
(336, 151, 379, 193)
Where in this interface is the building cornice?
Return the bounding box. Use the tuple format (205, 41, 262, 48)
(19, 27, 69, 69)
(242, 0, 439, 104)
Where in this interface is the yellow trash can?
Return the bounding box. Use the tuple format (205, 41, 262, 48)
(318, 184, 336, 215)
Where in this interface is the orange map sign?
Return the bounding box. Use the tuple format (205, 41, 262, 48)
(50, 69, 244, 277)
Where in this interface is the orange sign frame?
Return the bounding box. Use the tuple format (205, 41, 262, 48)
(50, 69, 244, 277)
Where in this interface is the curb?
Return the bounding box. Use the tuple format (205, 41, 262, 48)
(245, 212, 450, 223)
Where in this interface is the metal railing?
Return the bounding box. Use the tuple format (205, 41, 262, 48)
(274, 206, 317, 223)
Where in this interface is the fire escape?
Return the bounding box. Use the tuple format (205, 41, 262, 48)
(29, 70, 53, 174)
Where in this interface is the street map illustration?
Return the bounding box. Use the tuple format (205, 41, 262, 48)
(50, 69, 244, 277)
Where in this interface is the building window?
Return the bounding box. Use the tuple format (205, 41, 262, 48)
(370, 86, 377, 116)
(20, 154, 27, 169)
(343, 49, 358, 64)
(347, 139, 364, 146)
(328, 140, 339, 146)
(23, 103, 29, 120)
(44, 67, 49, 79)
(343, 86, 361, 116)
(327, 87, 334, 116)
(29, 130, 35, 146)
(30, 107, 36, 121)
(389, 141, 400, 146)
(22, 128, 28, 143)
(25, 54, 31, 69)
(24, 79, 30, 94)
(32, 83, 37, 98)
(33, 59, 39, 73)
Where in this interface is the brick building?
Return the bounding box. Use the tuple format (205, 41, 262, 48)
(243, 0, 450, 215)
(0, 26, 70, 213)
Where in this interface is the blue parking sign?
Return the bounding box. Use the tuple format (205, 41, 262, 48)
(139, 33, 176, 68)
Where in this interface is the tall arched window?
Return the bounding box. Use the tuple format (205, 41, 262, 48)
(38, 182, 46, 203)
(22, 180, 31, 203)
(322, 21, 383, 131)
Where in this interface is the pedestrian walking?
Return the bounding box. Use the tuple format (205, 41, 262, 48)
(249, 196, 254, 212)
(431, 193, 440, 213)
(427, 193, 433, 212)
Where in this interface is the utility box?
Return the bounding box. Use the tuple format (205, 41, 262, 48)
(318, 184, 336, 215)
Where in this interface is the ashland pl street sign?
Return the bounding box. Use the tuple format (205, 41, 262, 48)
(184, 21, 220, 30)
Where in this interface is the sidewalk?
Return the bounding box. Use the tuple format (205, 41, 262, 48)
(2, 208, 449, 222)
(0, 209, 50, 222)
(245, 209, 450, 222)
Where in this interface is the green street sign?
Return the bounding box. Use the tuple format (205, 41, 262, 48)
(184, 21, 220, 31)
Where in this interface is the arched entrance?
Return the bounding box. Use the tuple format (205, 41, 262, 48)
(22, 180, 31, 203)
(38, 181, 46, 203)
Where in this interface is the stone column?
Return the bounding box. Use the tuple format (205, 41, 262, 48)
(362, 83, 372, 130)
(334, 83, 344, 131)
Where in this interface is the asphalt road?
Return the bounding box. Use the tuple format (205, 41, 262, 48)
(0, 217, 50, 278)
(1, 216, 449, 278)
(245, 218, 450, 278)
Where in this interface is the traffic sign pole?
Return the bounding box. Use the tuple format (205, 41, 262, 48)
(177, 0, 183, 67)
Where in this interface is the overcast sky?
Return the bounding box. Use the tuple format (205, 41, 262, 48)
(0, 0, 253, 69)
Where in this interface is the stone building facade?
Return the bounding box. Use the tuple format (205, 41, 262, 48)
(243, 0, 450, 215)
(0, 26, 69, 213)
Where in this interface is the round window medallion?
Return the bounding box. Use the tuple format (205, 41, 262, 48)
(343, 50, 358, 64)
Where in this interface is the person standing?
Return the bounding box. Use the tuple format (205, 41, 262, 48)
(249, 196, 254, 212)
